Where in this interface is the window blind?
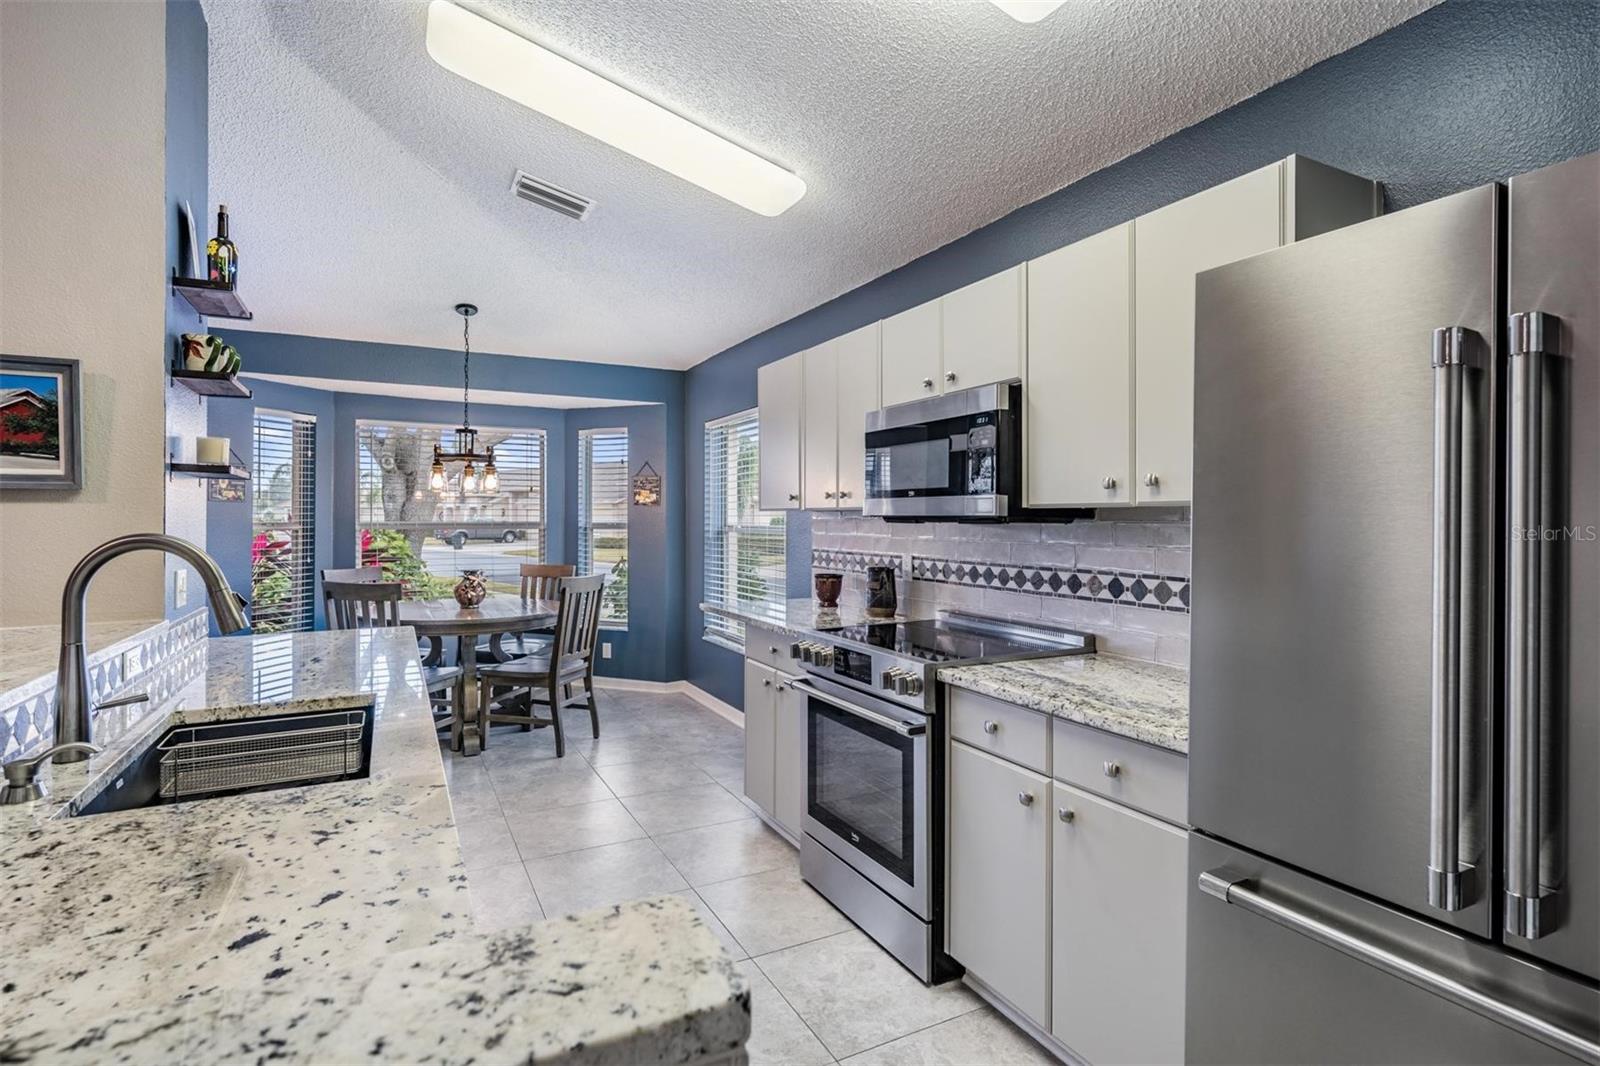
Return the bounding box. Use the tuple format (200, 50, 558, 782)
(252, 410, 316, 633)
(704, 409, 786, 645)
(578, 428, 629, 626)
(355, 420, 545, 597)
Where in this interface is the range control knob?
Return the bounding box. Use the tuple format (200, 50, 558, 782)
(816, 645, 834, 667)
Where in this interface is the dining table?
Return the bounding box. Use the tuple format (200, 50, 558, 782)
(398, 593, 558, 756)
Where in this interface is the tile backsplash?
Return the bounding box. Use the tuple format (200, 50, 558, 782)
(809, 509, 1191, 669)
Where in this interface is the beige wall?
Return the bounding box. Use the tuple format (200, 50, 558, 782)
(0, 0, 169, 627)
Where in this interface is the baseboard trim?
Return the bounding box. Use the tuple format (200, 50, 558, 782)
(591, 678, 744, 729)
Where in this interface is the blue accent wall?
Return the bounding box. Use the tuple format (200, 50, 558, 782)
(681, 0, 1600, 709)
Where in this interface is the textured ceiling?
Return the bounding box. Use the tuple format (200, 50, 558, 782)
(206, 0, 1433, 369)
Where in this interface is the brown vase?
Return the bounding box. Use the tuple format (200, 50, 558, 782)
(454, 569, 488, 608)
(814, 572, 843, 608)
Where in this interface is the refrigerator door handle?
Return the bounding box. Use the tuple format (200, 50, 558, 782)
(1506, 311, 1559, 939)
(1198, 870, 1600, 1064)
(1427, 326, 1479, 912)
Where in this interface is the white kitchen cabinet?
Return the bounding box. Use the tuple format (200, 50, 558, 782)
(942, 265, 1026, 393)
(1133, 156, 1379, 504)
(948, 740, 1052, 1026)
(757, 352, 804, 510)
(1025, 223, 1133, 507)
(800, 342, 839, 510)
(773, 673, 807, 838)
(742, 659, 777, 815)
(1051, 781, 1188, 1066)
(800, 323, 880, 510)
(879, 299, 942, 408)
(833, 322, 880, 508)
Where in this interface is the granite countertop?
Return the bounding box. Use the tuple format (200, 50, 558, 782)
(939, 654, 1189, 754)
(702, 596, 927, 637)
(0, 627, 747, 1064)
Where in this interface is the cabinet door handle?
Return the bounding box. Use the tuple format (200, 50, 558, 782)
(823, 490, 835, 500)
(1058, 807, 1075, 824)
(921, 377, 934, 390)
(1144, 473, 1160, 488)
(1102, 760, 1122, 778)
(1102, 476, 1118, 490)
(1017, 791, 1034, 807)
(763, 678, 771, 687)
(982, 720, 999, 734)
(837, 490, 851, 500)
(768, 646, 779, 655)
(945, 371, 957, 383)
(787, 493, 799, 502)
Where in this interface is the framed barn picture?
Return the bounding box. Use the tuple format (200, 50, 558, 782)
(0, 354, 83, 490)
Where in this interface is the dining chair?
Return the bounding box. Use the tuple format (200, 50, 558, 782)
(323, 579, 465, 738)
(324, 565, 445, 666)
(475, 574, 605, 758)
(475, 562, 575, 664)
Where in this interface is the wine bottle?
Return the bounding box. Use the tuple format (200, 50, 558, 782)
(206, 204, 238, 287)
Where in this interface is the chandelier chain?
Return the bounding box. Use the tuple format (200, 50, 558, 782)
(462, 311, 471, 429)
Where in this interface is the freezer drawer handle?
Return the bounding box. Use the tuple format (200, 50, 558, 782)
(1426, 325, 1481, 913)
(1197, 869, 1600, 1064)
(1506, 310, 1559, 940)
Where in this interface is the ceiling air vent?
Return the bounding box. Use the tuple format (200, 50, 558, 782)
(511, 170, 594, 221)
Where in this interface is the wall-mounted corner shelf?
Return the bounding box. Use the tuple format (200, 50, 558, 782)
(171, 369, 252, 398)
(171, 273, 252, 320)
(169, 461, 250, 481)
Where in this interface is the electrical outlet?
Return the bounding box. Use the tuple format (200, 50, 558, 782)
(174, 568, 188, 606)
(601, 642, 612, 660)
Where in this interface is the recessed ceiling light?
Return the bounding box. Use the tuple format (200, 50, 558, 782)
(425, 0, 806, 217)
(988, 0, 1067, 23)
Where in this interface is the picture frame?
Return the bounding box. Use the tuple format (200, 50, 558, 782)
(631, 460, 662, 506)
(0, 354, 83, 491)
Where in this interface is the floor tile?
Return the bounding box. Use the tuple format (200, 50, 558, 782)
(694, 751, 747, 792)
(453, 811, 521, 871)
(490, 760, 614, 813)
(580, 732, 708, 766)
(837, 1007, 1053, 1065)
(737, 959, 835, 1066)
(466, 861, 544, 934)
(671, 888, 749, 962)
(620, 782, 756, 835)
(756, 929, 981, 1059)
(504, 797, 646, 860)
(697, 867, 851, 956)
(654, 817, 798, 887)
(523, 837, 687, 918)
(593, 757, 715, 797)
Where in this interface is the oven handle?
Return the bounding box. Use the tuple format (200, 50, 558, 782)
(785, 678, 926, 738)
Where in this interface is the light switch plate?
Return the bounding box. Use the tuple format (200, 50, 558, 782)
(174, 568, 189, 605)
(601, 642, 612, 659)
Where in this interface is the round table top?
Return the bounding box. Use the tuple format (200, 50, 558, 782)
(398, 594, 558, 636)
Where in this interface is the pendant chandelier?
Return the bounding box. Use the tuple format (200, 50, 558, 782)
(430, 302, 498, 493)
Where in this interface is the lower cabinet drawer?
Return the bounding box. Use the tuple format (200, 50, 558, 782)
(1052, 716, 1188, 825)
(947, 741, 1052, 1027)
(745, 623, 797, 672)
(948, 687, 1050, 774)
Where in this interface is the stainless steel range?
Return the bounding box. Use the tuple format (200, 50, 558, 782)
(789, 612, 1094, 983)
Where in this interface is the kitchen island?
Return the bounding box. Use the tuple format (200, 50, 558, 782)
(0, 627, 748, 1065)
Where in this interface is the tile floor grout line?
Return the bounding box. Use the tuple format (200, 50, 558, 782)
(741, 952, 840, 1064)
(829, 1002, 992, 1063)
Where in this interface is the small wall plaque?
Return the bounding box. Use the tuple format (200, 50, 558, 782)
(632, 461, 662, 507)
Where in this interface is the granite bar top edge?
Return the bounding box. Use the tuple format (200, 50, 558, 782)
(939, 653, 1190, 754)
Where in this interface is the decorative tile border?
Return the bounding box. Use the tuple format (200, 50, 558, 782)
(1, 609, 210, 761)
(909, 555, 1190, 613)
(811, 548, 906, 576)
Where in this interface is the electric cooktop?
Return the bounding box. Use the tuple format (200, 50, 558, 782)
(817, 617, 1089, 664)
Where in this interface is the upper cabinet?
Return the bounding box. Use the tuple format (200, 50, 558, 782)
(1133, 156, 1379, 504)
(757, 352, 804, 510)
(833, 323, 881, 507)
(880, 299, 942, 408)
(801, 342, 839, 510)
(1026, 223, 1134, 508)
(941, 265, 1026, 393)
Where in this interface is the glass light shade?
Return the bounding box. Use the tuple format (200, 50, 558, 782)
(482, 464, 499, 493)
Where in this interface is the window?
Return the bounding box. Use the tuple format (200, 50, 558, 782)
(356, 420, 545, 597)
(704, 409, 786, 645)
(252, 410, 316, 632)
(578, 428, 629, 626)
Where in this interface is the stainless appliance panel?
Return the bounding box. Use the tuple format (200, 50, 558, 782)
(1190, 185, 1501, 936)
(1506, 151, 1598, 979)
(1186, 834, 1600, 1065)
(864, 379, 1018, 433)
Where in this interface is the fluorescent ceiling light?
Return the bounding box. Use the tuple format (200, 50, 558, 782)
(988, 0, 1067, 23)
(425, 0, 805, 217)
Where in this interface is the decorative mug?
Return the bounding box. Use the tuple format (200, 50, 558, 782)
(454, 570, 488, 608)
(813, 572, 843, 608)
(865, 564, 898, 618)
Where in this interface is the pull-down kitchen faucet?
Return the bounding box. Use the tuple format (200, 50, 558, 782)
(52, 534, 250, 763)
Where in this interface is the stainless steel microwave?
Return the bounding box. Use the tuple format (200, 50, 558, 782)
(863, 380, 1021, 519)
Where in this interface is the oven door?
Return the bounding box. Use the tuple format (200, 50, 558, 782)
(796, 674, 930, 918)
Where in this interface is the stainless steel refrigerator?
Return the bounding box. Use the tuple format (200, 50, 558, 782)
(1187, 152, 1599, 1064)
